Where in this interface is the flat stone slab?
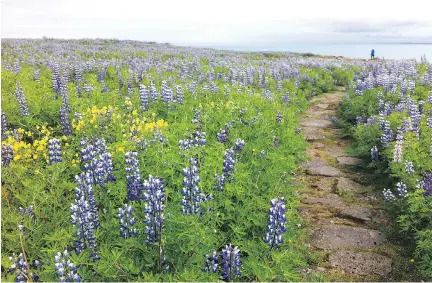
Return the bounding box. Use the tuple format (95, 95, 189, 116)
(300, 119, 334, 129)
(312, 142, 325, 149)
(303, 127, 325, 141)
(302, 196, 345, 208)
(338, 207, 373, 222)
(311, 225, 386, 249)
(315, 103, 329, 110)
(337, 156, 363, 166)
(326, 146, 347, 158)
(307, 166, 344, 177)
(311, 177, 338, 192)
(329, 250, 392, 276)
(336, 177, 364, 193)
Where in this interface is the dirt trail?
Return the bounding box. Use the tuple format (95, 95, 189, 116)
(298, 86, 396, 281)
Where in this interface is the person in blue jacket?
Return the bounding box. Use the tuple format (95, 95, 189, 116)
(371, 49, 375, 59)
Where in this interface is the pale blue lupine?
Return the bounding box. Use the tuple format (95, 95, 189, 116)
(175, 85, 184, 104)
(15, 81, 30, 116)
(2, 144, 14, 167)
(396, 182, 408, 198)
(125, 151, 143, 201)
(221, 244, 241, 281)
(264, 197, 287, 248)
(48, 138, 62, 164)
(8, 253, 38, 282)
(405, 161, 414, 174)
(143, 175, 166, 244)
(234, 138, 245, 152)
(371, 146, 379, 162)
(181, 157, 206, 215)
(70, 173, 99, 256)
(54, 250, 81, 282)
(383, 188, 396, 201)
(117, 204, 138, 238)
(203, 251, 219, 273)
(2, 111, 8, 139)
(139, 84, 149, 111)
(60, 107, 71, 136)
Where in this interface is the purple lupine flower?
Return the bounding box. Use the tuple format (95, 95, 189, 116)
(54, 250, 81, 282)
(405, 161, 414, 174)
(15, 82, 30, 116)
(70, 172, 98, 256)
(8, 253, 37, 282)
(60, 107, 71, 136)
(149, 81, 159, 102)
(396, 182, 408, 198)
(143, 175, 166, 244)
(380, 121, 394, 145)
(179, 130, 207, 151)
(273, 137, 279, 148)
(175, 85, 184, 104)
(371, 146, 379, 162)
(117, 204, 138, 238)
(181, 157, 205, 215)
(19, 205, 35, 219)
(80, 138, 114, 185)
(139, 84, 149, 111)
(48, 138, 62, 164)
(125, 152, 143, 201)
(383, 188, 396, 201)
(1, 111, 8, 139)
(60, 79, 71, 113)
(393, 139, 403, 163)
(51, 63, 61, 95)
(420, 172, 432, 197)
(216, 124, 230, 143)
(203, 251, 219, 273)
(276, 110, 283, 123)
(222, 148, 236, 183)
(295, 128, 301, 134)
(213, 174, 226, 191)
(2, 144, 14, 167)
(220, 244, 241, 281)
(264, 197, 287, 248)
(356, 116, 363, 125)
(192, 109, 201, 124)
(235, 138, 245, 152)
(161, 80, 174, 105)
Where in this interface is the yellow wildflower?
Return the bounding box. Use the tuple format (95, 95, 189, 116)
(33, 154, 38, 160)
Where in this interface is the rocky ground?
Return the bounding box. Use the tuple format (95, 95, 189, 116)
(298, 87, 397, 281)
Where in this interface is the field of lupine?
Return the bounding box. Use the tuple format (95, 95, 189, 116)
(337, 56, 432, 279)
(1, 38, 431, 282)
(1, 39, 339, 282)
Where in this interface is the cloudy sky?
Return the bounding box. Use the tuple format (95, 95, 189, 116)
(2, 0, 432, 46)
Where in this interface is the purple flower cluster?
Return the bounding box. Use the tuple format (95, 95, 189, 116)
(264, 197, 287, 248)
(48, 138, 62, 164)
(8, 253, 38, 282)
(70, 172, 99, 256)
(15, 81, 30, 116)
(396, 182, 408, 198)
(276, 110, 283, 123)
(234, 138, 245, 152)
(80, 138, 115, 186)
(2, 144, 14, 167)
(175, 85, 184, 104)
(419, 172, 432, 197)
(2, 111, 8, 139)
(405, 161, 414, 174)
(54, 250, 81, 282)
(60, 107, 71, 136)
(139, 84, 149, 111)
(117, 204, 138, 238)
(383, 188, 396, 201)
(181, 157, 206, 215)
(125, 151, 143, 201)
(203, 244, 241, 281)
(178, 131, 207, 151)
(143, 175, 166, 244)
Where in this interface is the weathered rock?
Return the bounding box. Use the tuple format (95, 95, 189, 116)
(327, 146, 347, 158)
(303, 127, 325, 141)
(300, 119, 334, 129)
(307, 166, 344, 177)
(329, 250, 392, 276)
(310, 225, 386, 249)
(315, 104, 329, 110)
(302, 196, 345, 207)
(337, 156, 363, 166)
(338, 207, 373, 222)
(312, 142, 325, 149)
(311, 177, 338, 192)
(336, 177, 364, 193)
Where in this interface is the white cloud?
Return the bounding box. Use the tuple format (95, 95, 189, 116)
(2, 0, 432, 44)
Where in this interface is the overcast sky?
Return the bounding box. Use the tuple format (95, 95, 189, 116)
(2, 0, 432, 46)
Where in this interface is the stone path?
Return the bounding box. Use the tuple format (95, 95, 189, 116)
(298, 87, 394, 281)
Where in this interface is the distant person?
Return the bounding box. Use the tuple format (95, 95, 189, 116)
(371, 49, 375, 59)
